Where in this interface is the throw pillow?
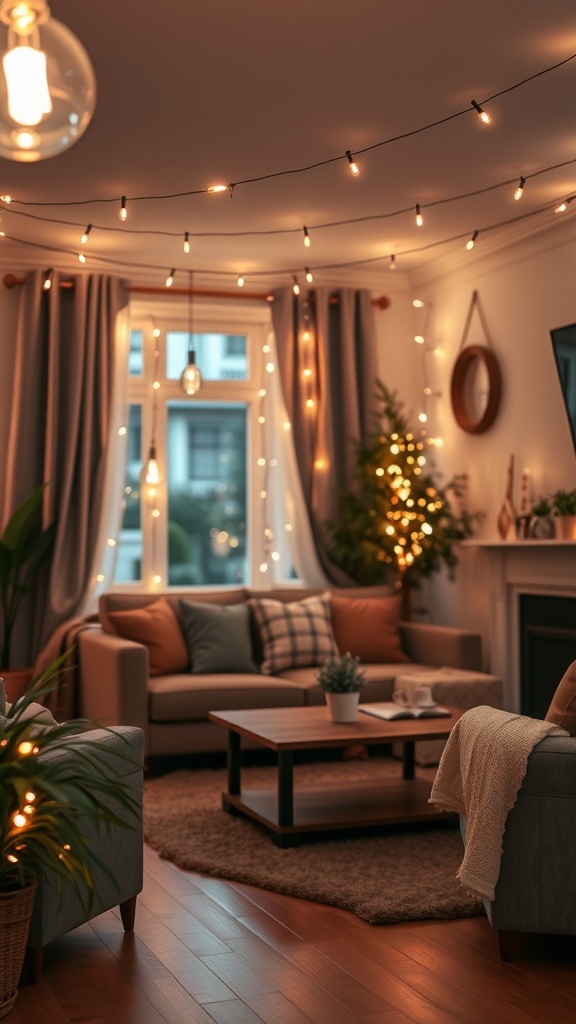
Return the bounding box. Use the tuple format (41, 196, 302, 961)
(107, 597, 189, 677)
(249, 593, 338, 674)
(330, 594, 411, 663)
(545, 659, 576, 734)
(179, 600, 258, 674)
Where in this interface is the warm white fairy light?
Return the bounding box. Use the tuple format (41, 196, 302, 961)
(80, 224, 92, 244)
(415, 203, 423, 227)
(183, 231, 190, 253)
(119, 196, 127, 221)
(471, 99, 492, 125)
(165, 268, 175, 287)
(466, 229, 479, 250)
(42, 268, 53, 290)
(346, 149, 359, 176)
(303, 225, 311, 247)
(208, 183, 228, 193)
(78, 252, 86, 263)
(237, 274, 245, 287)
(292, 275, 300, 295)
(389, 255, 396, 270)
(514, 176, 526, 201)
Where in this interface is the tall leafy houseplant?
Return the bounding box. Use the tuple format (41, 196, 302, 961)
(324, 382, 482, 599)
(0, 657, 141, 1014)
(0, 485, 56, 669)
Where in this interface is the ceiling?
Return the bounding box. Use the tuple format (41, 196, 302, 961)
(0, 0, 575, 293)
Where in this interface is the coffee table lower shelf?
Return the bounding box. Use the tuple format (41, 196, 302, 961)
(222, 777, 451, 846)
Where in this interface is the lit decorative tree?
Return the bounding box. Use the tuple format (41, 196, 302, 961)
(325, 382, 481, 593)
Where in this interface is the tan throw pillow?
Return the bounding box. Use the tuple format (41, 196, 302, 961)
(107, 597, 189, 677)
(249, 593, 338, 674)
(330, 594, 411, 663)
(545, 660, 576, 734)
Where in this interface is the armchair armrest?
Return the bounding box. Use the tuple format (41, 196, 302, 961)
(78, 628, 149, 739)
(399, 621, 482, 670)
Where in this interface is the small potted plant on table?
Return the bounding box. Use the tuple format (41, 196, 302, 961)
(316, 652, 366, 723)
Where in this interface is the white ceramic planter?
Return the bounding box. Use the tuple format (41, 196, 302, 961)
(325, 691, 360, 723)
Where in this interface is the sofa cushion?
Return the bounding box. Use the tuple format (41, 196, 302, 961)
(545, 659, 576, 735)
(107, 597, 189, 677)
(249, 593, 338, 674)
(330, 594, 411, 663)
(148, 673, 306, 722)
(179, 600, 258, 674)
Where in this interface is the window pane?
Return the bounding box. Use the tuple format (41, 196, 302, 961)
(167, 402, 247, 585)
(114, 404, 142, 582)
(129, 329, 143, 376)
(166, 332, 248, 382)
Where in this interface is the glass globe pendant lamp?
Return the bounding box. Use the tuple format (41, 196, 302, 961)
(0, 0, 96, 161)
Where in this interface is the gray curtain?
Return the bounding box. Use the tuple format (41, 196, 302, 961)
(271, 286, 378, 583)
(2, 270, 129, 666)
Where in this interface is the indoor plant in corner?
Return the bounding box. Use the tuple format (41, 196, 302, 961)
(316, 652, 366, 723)
(0, 483, 56, 700)
(0, 658, 140, 1018)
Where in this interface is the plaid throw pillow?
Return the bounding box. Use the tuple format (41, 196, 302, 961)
(249, 594, 338, 674)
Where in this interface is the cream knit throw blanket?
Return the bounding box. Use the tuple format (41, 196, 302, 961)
(429, 705, 567, 900)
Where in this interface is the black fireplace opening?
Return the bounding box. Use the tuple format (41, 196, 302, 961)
(520, 594, 576, 719)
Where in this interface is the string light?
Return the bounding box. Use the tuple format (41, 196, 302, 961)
(292, 275, 300, 295)
(165, 268, 175, 287)
(208, 183, 228, 193)
(389, 255, 396, 270)
(305, 267, 313, 283)
(514, 176, 526, 201)
(471, 99, 492, 125)
(78, 252, 86, 263)
(237, 274, 245, 287)
(346, 149, 359, 176)
(555, 196, 575, 213)
(466, 229, 479, 250)
(303, 225, 310, 247)
(183, 231, 190, 253)
(119, 195, 127, 221)
(415, 203, 423, 227)
(80, 224, 92, 244)
(42, 267, 52, 290)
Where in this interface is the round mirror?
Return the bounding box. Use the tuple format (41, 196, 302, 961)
(450, 345, 501, 434)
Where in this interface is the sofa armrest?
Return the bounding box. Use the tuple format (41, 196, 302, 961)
(78, 628, 149, 739)
(399, 621, 482, 670)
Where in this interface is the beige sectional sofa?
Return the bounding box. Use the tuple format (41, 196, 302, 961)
(78, 585, 486, 759)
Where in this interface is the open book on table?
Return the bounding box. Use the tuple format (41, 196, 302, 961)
(359, 702, 452, 721)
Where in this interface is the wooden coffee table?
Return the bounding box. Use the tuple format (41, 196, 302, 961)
(208, 705, 464, 846)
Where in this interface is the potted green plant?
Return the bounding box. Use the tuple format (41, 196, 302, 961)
(551, 489, 576, 540)
(0, 658, 140, 1016)
(316, 652, 366, 723)
(530, 497, 555, 540)
(0, 484, 56, 697)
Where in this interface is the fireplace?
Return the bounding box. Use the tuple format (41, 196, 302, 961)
(519, 593, 576, 719)
(461, 539, 576, 711)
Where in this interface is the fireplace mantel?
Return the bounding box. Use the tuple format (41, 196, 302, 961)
(461, 540, 576, 710)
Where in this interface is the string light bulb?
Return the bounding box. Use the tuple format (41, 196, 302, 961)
(415, 203, 423, 227)
(466, 229, 479, 250)
(119, 195, 127, 221)
(42, 266, 52, 290)
(305, 267, 313, 283)
(345, 149, 359, 176)
(389, 255, 396, 270)
(303, 225, 310, 247)
(208, 183, 227, 193)
(237, 274, 244, 287)
(180, 270, 203, 396)
(292, 275, 300, 296)
(80, 223, 92, 244)
(165, 268, 174, 288)
(183, 231, 189, 253)
(471, 99, 492, 125)
(514, 176, 526, 201)
(0, 0, 96, 162)
(555, 196, 575, 213)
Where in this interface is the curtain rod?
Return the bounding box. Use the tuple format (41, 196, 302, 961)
(3, 273, 391, 309)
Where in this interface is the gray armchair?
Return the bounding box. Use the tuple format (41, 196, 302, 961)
(25, 725, 144, 982)
(462, 733, 576, 960)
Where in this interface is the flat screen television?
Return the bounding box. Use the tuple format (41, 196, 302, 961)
(550, 322, 576, 455)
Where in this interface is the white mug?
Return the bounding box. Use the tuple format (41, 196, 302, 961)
(393, 683, 435, 708)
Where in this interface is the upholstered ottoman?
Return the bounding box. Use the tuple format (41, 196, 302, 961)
(393, 666, 503, 765)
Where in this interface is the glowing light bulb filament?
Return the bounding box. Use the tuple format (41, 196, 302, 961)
(345, 150, 359, 176)
(119, 196, 127, 221)
(80, 224, 92, 244)
(471, 99, 492, 125)
(415, 203, 423, 227)
(303, 225, 310, 247)
(514, 176, 526, 201)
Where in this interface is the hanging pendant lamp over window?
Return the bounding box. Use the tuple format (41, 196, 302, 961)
(180, 270, 203, 396)
(0, 0, 96, 162)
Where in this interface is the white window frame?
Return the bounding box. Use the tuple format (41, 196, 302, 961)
(115, 295, 278, 592)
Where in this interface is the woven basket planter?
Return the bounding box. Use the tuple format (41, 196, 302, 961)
(0, 883, 36, 1019)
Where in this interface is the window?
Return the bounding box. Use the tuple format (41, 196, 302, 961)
(113, 298, 289, 589)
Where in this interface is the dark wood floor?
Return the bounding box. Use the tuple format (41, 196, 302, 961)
(12, 843, 576, 1024)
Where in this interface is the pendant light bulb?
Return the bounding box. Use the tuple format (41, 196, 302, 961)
(0, 0, 96, 162)
(415, 203, 423, 227)
(143, 444, 161, 485)
(303, 225, 310, 247)
(345, 149, 359, 176)
(181, 351, 203, 396)
(471, 99, 492, 125)
(514, 176, 526, 201)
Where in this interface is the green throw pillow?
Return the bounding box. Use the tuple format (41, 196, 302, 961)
(179, 600, 259, 674)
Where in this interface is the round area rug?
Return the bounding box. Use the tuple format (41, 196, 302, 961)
(143, 758, 484, 925)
